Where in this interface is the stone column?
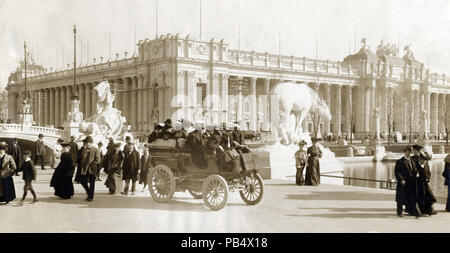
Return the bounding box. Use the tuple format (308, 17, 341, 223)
(79, 84, 85, 117)
(263, 78, 270, 131)
(122, 78, 128, 121)
(187, 72, 196, 122)
(431, 93, 439, 136)
(250, 77, 257, 131)
(43, 89, 48, 125)
(137, 76, 143, 131)
(324, 83, 331, 134)
(49, 88, 54, 126)
(438, 93, 446, 136)
(425, 91, 431, 136)
(133, 77, 138, 130)
(364, 84, 371, 134)
(142, 76, 148, 131)
(344, 85, 351, 135)
(86, 83, 92, 118)
(92, 82, 97, 115)
(236, 77, 244, 127)
(55, 88, 60, 126)
(334, 84, 342, 136)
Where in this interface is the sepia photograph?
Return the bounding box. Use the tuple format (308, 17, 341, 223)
(0, 0, 450, 243)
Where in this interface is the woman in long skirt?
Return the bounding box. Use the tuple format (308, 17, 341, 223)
(305, 137, 322, 186)
(0, 142, 16, 205)
(50, 143, 75, 199)
(294, 140, 307, 186)
(104, 143, 124, 195)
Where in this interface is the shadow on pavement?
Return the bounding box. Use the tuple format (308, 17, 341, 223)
(296, 207, 395, 212)
(285, 191, 394, 201)
(36, 194, 212, 212)
(286, 212, 399, 219)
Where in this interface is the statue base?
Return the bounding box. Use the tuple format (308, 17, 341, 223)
(366, 139, 385, 161)
(18, 113, 34, 126)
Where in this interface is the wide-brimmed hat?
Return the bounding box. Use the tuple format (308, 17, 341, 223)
(402, 145, 412, 152)
(38, 134, 44, 138)
(83, 136, 94, 143)
(164, 119, 172, 125)
(298, 140, 307, 146)
(412, 144, 423, 151)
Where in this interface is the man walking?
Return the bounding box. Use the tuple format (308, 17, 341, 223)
(79, 136, 101, 201)
(122, 143, 140, 196)
(34, 134, 46, 170)
(394, 145, 422, 218)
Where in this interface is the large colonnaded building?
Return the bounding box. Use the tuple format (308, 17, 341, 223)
(4, 34, 450, 139)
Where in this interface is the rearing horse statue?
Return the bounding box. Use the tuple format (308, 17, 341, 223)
(271, 82, 332, 145)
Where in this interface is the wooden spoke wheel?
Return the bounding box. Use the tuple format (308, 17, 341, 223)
(148, 164, 176, 203)
(239, 173, 264, 205)
(187, 188, 203, 199)
(202, 175, 229, 210)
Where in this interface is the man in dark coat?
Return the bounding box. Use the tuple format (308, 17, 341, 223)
(34, 134, 46, 170)
(186, 124, 207, 169)
(394, 145, 422, 218)
(8, 138, 22, 176)
(79, 136, 101, 201)
(148, 124, 164, 143)
(0, 142, 16, 204)
(122, 143, 141, 195)
(232, 124, 245, 146)
(160, 119, 175, 140)
(443, 154, 450, 212)
(68, 136, 78, 167)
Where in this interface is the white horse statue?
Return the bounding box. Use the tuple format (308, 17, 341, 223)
(79, 81, 127, 141)
(271, 82, 332, 145)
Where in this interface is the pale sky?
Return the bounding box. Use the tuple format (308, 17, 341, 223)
(1, 0, 450, 90)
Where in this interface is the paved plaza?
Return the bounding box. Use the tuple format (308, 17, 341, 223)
(1, 168, 449, 233)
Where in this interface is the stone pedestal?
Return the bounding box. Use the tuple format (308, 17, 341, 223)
(346, 147, 354, 157)
(18, 113, 34, 126)
(366, 139, 386, 161)
(63, 121, 82, 140)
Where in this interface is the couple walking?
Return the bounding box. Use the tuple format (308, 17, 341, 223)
(395, 145, 437, 218)
(294, 137, 322, 186)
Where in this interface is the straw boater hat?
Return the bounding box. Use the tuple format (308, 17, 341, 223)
(0, 142, 7, 150)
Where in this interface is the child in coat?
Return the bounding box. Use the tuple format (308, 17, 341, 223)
(17, 150, 38, 206)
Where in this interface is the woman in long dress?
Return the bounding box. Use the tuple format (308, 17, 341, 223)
(50, 143, 75, 199)
(104, 143, 124, 195)
(51, 139, 63, 169)
(416, 151, 437, 216)
(294, 140, 307, 186)
(0, 142, 16, 205)
(305, 137, 322, 186)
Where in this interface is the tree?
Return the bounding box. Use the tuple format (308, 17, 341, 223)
(385, 89, 396, 146)
(406, 90, 420, 144)
(347, 86, 357, 144)
(310, 108, 321, 139)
